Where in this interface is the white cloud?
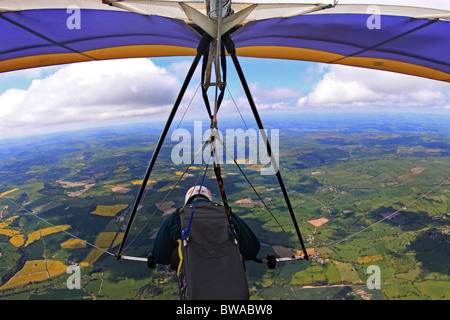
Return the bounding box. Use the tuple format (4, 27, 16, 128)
(298, 65, 450, 111)
(166, 60, 202, 81)
(306, 69, 379, 105)
(200, 82, 305, 118)
(0, 58, 181, 137)
(1, 56, 449, 139)
(241, 83, 303, 110)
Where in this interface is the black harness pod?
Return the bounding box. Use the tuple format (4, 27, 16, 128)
(177, 201, 249, 300)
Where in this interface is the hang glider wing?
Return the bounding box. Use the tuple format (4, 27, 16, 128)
(231, 3, 450, 82)
(0, 1, 449, 82)
(0, 1, 202, 73)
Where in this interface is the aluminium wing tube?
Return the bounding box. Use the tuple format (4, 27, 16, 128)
(117, 33, 213, 258)
(223, 33, 309, 260)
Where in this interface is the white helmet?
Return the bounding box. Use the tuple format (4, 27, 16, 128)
(185, 185, 212, 205)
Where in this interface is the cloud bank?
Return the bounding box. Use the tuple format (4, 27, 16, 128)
(0, 58, 181, 137)
(297, 65, 450, 112)
(0, 57, 449, 138)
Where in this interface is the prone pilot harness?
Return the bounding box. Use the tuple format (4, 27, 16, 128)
(117, 29, 310, 285)
(176, 136, 249, 300)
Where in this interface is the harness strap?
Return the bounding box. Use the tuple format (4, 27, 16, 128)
(176, 239, 183, 276)
(181, 163, 209, 241)
(212, 149, 239, 244)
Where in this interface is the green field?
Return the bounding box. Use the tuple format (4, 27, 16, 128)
(0, 113, 449, 300)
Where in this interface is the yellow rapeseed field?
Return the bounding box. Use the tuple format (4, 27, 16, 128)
(24, 225, 71, 247)
(47, 260, 68, 277)
(357, 254, 383, 264)
(9, 234, 25, 247)
(0, 260, 67, 291)
(81, 231, 123, 267)
(81, 249, 104, 267)
(0, 215, 19, 228)
(0, 228, 19, 237)
(112, 233, 124, 248)
(158, 184, 181, 192)
(0, 215, 22, 245)
(1, 218, 71, 248)
(114, 166, 129, 174)
(0, 188, 19, 198)
(90, 204, 127, 217)
(0, 272, 49, 290)
(131, 179, 157, 185)
(95, 232, 118, 248)
(16, 260, 47, 275)
(61, 238, 86, 249)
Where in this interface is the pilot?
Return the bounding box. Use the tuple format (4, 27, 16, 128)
(152, 185, 260, 299)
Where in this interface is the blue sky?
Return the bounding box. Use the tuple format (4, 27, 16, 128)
(0, 55, 449, 140)
(0, 0, 449, 139)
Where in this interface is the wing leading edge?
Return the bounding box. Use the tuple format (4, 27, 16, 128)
(0, 1, 449, 82)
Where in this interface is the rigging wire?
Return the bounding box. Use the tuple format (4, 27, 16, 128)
(160, 83, 202, 159)
(4, 197, 116, 257)
(116, 36, 211, 257)
(6, 106, 446, 265)
(131, 82, 201, 228)
(0, 85, 205, 261)
(315, 179, 448, 256)
(0, 86, 206, 261)
(214, 133, 286, 233)
(6, 169, 446, 264)
(227, 87, 250, 132)
(226, 85, 449, 257)
(222, 87, 303, 247)
(120, 137, 212, 254)
(226, 86, 259, 150)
